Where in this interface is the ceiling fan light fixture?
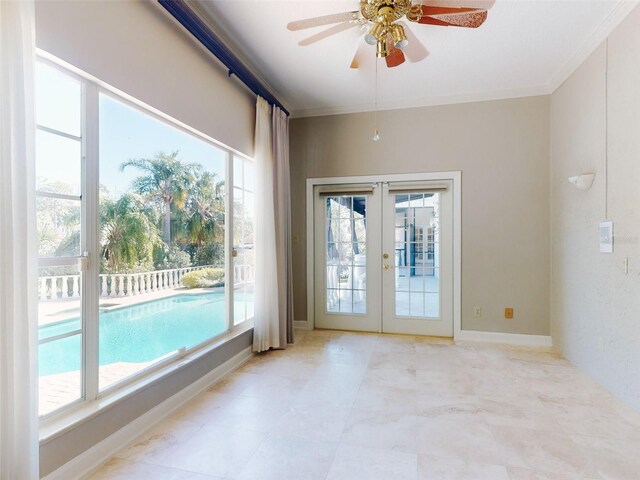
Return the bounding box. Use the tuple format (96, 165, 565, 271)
(365, 22, 384, 45)
(391, 23, 408, 49)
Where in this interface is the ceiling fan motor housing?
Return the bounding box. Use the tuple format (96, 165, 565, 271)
(361, 0, 412, 56)
(360, 0, 412, 23)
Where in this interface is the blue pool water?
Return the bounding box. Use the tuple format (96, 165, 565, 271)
(39, 292, 230, 377)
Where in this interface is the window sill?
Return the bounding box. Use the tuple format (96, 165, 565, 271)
(39, 321, 253, 444)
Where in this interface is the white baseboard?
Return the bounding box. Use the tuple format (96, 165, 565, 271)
(455, 330, 553, 348)
(43, 346, 254, 480)
(294, 320, 311, 330)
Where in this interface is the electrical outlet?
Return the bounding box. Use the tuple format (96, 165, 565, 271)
(473, 307, 482, 318)
(504, 308, 514, 319)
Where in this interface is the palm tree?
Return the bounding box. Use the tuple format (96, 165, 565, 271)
(100, 193, 161, 272)
(120, 151, 198, 245)
(180, 171, 225, 247)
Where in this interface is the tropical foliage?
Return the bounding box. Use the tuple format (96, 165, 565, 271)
(120, 151, 197, 245)
(181, 268, 225, 289)
(100, 193, 161, 272)
(36, 151, 230, 275)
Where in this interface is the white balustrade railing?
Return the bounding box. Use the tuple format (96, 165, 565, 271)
(38, 264, 254, 301)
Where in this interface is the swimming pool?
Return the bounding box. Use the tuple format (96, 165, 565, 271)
(39, 292, 233, 377)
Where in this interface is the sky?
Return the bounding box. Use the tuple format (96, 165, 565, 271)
(99, 94, 227, 198)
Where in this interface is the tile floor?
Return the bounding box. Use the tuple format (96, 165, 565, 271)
(89, 329, 640, 480)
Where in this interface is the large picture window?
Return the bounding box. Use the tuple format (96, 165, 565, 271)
(36, 59, 255, 417)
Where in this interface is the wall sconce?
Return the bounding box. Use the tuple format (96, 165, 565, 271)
(568, 173, 595, 190)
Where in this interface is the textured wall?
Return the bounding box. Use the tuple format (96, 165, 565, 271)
(551, 5, 640, 412)
(291, 96, 551, 335)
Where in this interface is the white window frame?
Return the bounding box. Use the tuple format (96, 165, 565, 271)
(231, 156, 256, 327)
(37, 52, 255, 426)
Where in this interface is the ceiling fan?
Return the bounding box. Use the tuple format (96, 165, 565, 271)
(287, 0, 495, 69)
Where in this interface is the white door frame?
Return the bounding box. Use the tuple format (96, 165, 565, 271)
(306, 171, 462, 339)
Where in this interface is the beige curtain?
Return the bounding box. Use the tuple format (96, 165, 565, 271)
(252, 97, 294, 352)
(272, 105, 294, 345)
(253, 97, 279, 352)
(0, 0, 40, 477)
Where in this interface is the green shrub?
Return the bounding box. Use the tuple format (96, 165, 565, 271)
(182, 268, 225, 288)
(193, 243, 224, 266)
(154, 245, 192, 270)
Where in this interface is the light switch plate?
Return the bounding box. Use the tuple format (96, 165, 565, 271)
(600, 221, 613, 253)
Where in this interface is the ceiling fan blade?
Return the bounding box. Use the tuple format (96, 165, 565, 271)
(298, 21, 358, 46)
(421, 0, 495, 10)
(416, 10, 488, 28)
(420, 6, 481, 15)
(350, 41, 368, 69)
(287, 11, 359, 31)
(397, 22, 430, 63)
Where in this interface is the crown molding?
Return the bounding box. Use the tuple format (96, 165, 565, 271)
(291, 84, 551, 118)
(546, 0, 639, 93)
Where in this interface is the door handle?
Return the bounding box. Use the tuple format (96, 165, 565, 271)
(383, 264, 394, 270)
(78, 251, 89, 272)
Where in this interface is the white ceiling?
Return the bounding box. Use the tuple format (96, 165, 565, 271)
(192, 1, 637, 117)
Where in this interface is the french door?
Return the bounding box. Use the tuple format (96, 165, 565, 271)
(314, 179, 453, 336)
(35, 62, 94, 416)
(313, 184, 382, 331)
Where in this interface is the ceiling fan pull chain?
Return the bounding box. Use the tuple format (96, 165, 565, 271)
(373, 58, 381, 142)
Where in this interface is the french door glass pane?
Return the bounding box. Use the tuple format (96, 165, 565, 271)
(38, 264, 83, 328)
(35, 62, 81, 137)
(39, 333, 82, 416)
(38, 265, 83, 416)
(394, 193, 440, 318)
(36, 129, 82, 196)
(233, 157, 255, 325)
(36, 196, 81, 257)
(98, 93, 228, 390)
(325, 195, 367, 315)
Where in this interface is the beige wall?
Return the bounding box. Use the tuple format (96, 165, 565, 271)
(291, 96, 551, 335)
(551, 5, 640, 411)
(36, 0, 255, 157)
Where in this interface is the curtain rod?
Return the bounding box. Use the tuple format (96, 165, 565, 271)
(158, 0, 290, 116)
